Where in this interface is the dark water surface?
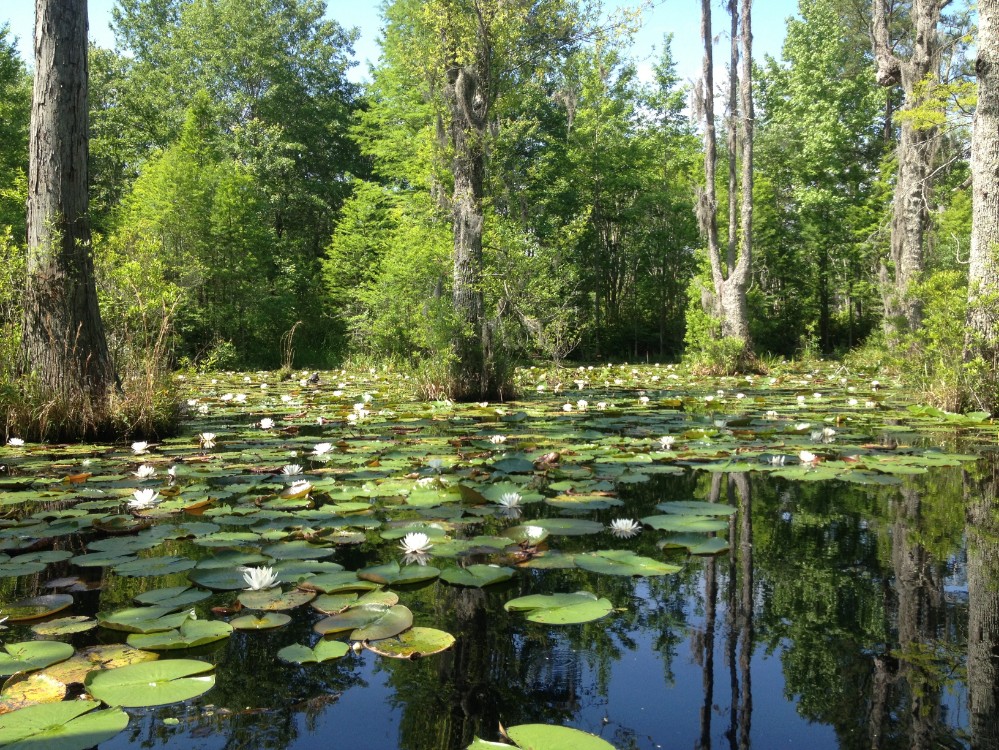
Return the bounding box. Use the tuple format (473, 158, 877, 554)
(80, 464, 997, 750)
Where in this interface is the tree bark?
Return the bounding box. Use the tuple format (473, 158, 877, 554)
(965, 0, 999, 412)
(966, 459, 999, 747)
(698, 0, 753, 353)
(22, 0, 115, 408)
(871, 0, 944, 335)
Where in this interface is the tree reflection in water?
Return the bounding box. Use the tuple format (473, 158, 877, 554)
(96, 464, 998, 750)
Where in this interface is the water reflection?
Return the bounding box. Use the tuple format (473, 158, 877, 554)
(91, 462, 999, 749)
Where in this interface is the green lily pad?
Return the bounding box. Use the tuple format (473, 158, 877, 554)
(301, 571, 381, 594)
(656, 500, 737, 516)
(113, 555, 197, 577)
(4, 595, 74, 622)
(439, 565, 515, 588)
(229, 612, 291, 630)
(134, 586, 210, 609)
(0, 700, 128, 750)
(237, 587, 316, 611)
(364, 627, 456, 659)
(0, 670, 68, 713)
(640, 515, 730, 533)
(276, 639, 349, 664)
(507, 723, 616, 749)
(30, 616, 97, 636)
(504, 592, 614, 625)
(126, 619, 233, 650)
(575, 550, 681, 576)
(84, 659, 215, 708)
(660, 535, 730, 555)
(97, 606, 191, 634)
(261, 540, 336, 560)
(0, 642, 74, 677)
(358, 561, 441, 585)
(187, 568, 252, 591)
(314, 604, 413, 641)
(531, 519, 605, 536)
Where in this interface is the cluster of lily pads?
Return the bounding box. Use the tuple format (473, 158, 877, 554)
(0, 362, 990, 748)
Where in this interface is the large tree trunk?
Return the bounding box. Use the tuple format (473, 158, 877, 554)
(966, 459, 999, 747)
(698, 0, 753, 354)
(22, 0, 115, 409)
(872, 0, 944, 336)
(965, 0, 999, 412)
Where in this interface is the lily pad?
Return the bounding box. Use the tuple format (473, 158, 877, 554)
(126, 619, 233, 650)
(0, 642, 74, 677)
(42, 645, 157, 686)
(30, 616, 97, 637)
(364, 627, 456, 659)
(358, 561, 441, 586)
(507, 723, 616, 749)
(229, 612, 291, 630)
(0, 700, 128, 749)
(276, 639, 349, 665)
(640, 514, 730, 533)
(531, 519, 605, 536)
(656, 500, 737, 516)
(0, 672, 67, 714)
(237, 588, 316, 611)
(439, 565, 515, 588)
(504, 592, 614, 625)
(113, 555, 197, 577)
(575, 550, 681, 576)
(3, 595, 74, 622)
(85, 659, 215, 708)
(97, 606, 191, 634)
(314, 604, 413, 641)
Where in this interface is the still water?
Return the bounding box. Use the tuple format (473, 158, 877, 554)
(88, 465, 996, 750)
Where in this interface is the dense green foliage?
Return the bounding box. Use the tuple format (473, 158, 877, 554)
(0, 0, 990, 409)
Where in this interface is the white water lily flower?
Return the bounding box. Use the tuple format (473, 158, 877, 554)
(498, 492, 522, 508)
(7, 437, 24, 447)
(168, 465, 178, 478)
(234, 394, 247, 403)
(362, 392, 373, 403)
(312, 442, 333, 456)
(220, 393, 233, 402)
(259, 418, 274, 430)
(489, 435, 507, 444)
(769, 455, 786, 466)
(848, 398, 859, 406)
(798, 450, 818, 465)
(523, 525, 545, 541)
(765, 410, 779, 418)
(133, 464, 156, 479)
(576, 399, 588, 410)
(131, 441, 150, 454)
(609, 518, 641, 538)
(415, 476, 437, 488)
(659, 436, 675, 450)
(796, 395, 806, 404)
(794, 423, 811, 431)
(821, 427, 836, 438)
(597, 402, 608, 409)
(282, 464, 303, 476)
(197, 404, 210, 415)
(638, 396, 650, 405)
(287, 480, 313, 496)
(281, 394, 293, 403)
(399, 532, 433, 555)
(198, 433, 217, 449)
(241, 566, 280, 591)
(562, 403, 573, 412)
(129, 488, 160, 510)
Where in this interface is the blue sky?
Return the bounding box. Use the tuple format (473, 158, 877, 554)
(3, 0, 800, 84)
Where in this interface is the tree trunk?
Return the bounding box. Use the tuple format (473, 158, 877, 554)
(966, 459, 999, 747)
(872, 0, 944, 336)
(22, 0, 115, 411)
(445, 62, 492, 401)
(697, 0, 754, 355)
(965, 0, 999, 412)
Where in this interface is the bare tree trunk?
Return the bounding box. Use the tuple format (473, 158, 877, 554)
(872, 0, 944, 336)
(698, 0, 753, 355)
(22, 0, 115, 415)
(965, 0, 999, 412)
(967, 459, 999, 747)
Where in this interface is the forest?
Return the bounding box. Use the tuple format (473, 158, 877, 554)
(0, 0, 996, 438)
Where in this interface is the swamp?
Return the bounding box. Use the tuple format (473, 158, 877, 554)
(1, 363, 997, 749)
